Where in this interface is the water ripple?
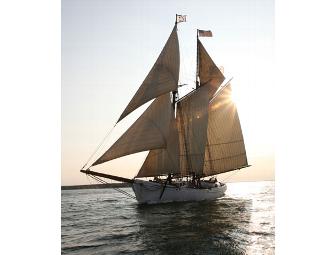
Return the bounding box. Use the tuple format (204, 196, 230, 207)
(62, 181, 274, 254)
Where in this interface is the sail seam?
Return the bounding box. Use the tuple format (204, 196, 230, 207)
(205, 139, 244, 147)
(203, 152, 247, 162)
(178, 106, 191, 174)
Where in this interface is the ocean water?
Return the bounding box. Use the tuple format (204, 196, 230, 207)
(62, 181, 274, 255)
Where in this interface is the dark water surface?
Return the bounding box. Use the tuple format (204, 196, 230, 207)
(62, 181, 274, 255)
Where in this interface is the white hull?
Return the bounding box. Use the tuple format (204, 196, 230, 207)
(132, 180, 227, 204)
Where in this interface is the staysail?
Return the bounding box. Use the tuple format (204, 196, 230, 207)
(203, 83, 248, 176)
(92, 93, 172, 166)
(136, 111, 180, 177)
(117, 25, 180, 123)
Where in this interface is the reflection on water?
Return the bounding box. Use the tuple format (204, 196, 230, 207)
(136, 198, 252, 255)
(61, 181, 274, 255)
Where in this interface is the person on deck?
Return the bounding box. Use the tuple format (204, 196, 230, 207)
(167, 174, 172, 185)
(197, 177, 201, 188)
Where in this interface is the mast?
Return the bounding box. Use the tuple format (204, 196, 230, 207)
(172, 90, 178, 110)
(172, 14, 186, 110)
(196, 29, 200, 89)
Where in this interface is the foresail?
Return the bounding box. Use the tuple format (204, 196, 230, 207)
(177, 85, 210, 175)
(137, 111, 180, 177)
(203, 84, 248, 176)
(198, 39, 224, 96)
(118, 25, 180, 123)
(92, 93, 172, 166)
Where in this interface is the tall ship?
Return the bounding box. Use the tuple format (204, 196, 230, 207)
(80, 15, 250, 204)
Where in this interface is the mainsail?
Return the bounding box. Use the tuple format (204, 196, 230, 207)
(203, 83, 248, 176)
(117, 25, 180, 123)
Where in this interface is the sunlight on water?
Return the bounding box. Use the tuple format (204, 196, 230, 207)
(62, 181, 274, 255)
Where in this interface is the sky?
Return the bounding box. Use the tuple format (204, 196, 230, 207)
(62, 0, 274, 185)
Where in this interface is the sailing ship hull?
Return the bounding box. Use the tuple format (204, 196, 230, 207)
(132, 180, 227, 204)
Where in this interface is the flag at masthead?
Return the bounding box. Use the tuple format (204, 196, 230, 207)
(176, 14, 187, 24)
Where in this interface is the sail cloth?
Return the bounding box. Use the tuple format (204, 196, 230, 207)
(177, 85, 210, 175)
(136, 149, 167, 177)
(197, 39, 225, 97)
(136, 111, 180, 177)
(92, 93, 172, 166)
(203, 84, 248, 176)
(117, 25, 180, 123)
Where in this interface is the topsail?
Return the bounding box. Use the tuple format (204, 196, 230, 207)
(197, 39, 224, 95)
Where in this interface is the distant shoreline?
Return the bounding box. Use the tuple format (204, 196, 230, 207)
(61, 183, 132, 190)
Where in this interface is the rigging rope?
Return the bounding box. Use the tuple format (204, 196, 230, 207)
(209, 77, 233, 103)
(87, 174, 136, 200)
(223, 169, 241, 182)
(81, 121, 117, 170)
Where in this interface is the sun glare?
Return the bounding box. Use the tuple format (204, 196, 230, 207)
(229, 88, 238, 104)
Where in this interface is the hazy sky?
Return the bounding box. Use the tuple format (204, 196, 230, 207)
(62, 0, 274, 185)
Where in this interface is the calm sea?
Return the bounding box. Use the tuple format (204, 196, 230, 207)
(62, 181, 274, 255)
